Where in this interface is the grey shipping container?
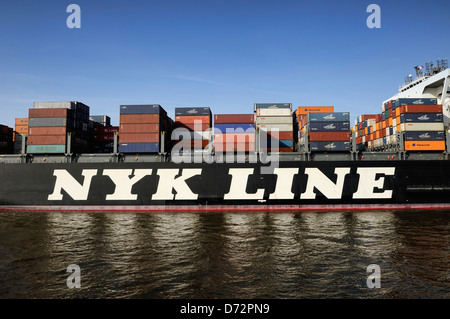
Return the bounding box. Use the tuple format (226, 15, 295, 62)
(309, 141, 350, 151)
(256, 116, 293, 125)
(394, 98, 437, 108)
(120, 105, 167, 115)
(90, 115, 111, 126)
(404, 131, 445, 141)
(254, 103, 292, 111)
(28, 117, 70, 128)
(308, 122, 350, 132)
(308, 112, 350, 122)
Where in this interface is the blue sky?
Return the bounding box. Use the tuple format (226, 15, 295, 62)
(1, 0, 449, 127)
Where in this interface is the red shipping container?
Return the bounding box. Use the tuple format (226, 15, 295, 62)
(29, 108, 70, 118)
(175, 115, 211, 124)
(28, 127, 67, 136)
(214, 114, 254, 124)
(214, 142, 254, 152)
(174, 122, 211, 131)
(119, 133, 160, 143)
(360, 114, 380, 122)
(27, 135, 66, 145)
(119, 124, 160, 133)
(400, 104, 443, 114)
(94, 134, 115, 142)
(214, 133, 255, 143)
(308, 131, 350, 142)
(94, 126, 119, 134)
(267, 147, 294, 152)
(120, 114, 161, 124)
(268, 131, 293, 140)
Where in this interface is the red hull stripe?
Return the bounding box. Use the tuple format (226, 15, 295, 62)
(1, 203, 450, 212)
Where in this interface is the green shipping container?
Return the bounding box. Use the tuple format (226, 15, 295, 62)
(27, 144, 66, 154)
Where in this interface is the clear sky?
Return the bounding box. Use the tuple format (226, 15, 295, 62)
(1, 0, 449, 128)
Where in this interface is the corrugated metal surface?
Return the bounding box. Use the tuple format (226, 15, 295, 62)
(174, 123, 211, 131)
(400, 122, 444, 132)
(256, 108, 292, 116)
(27, 144, 66, 154)
(214, 114, 254, 124)
(119, 124, 160, 133)
(404, 131, 445, 141)
(308, 131, 351, 141)
(308, 122, 350, 132)
(400, 105, 442, 113)
(310, 141, 350, 151)
(27, 135, 66, 145)
(175, 107, 211, 116)
(295, 106, 334, 115)
(120, 105, 165, 115)
(29, 108, 71, 118)
(214, 142, 254, 152)
(119, 142, 160, 153)
(28, 118, 69, 127)
(394, 98, 437, 108)
(214, 133, 255, 143)
(214, 123, 255, 132)
(28, 127, 67, 136)
(307, 112, 350, 122)
(175, 115, 211, 124)
(256, 116, 293, 125)
(404, 141, 445, 151)
(15, 118, 29, 125)
(254, 103, 292, 109)
(400, 113, 443, 123)
(120, 114, 161, 124)
(119, 133, 160, 143)
(258, 124, 293, 132)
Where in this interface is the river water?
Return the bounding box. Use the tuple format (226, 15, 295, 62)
(0, 210, 448, 299)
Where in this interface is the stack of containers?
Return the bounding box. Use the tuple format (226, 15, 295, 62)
(14, 118, 28, 154)
(174, 107, 212, 151)
(90, 115, 118, 153)
(303, 112, 351, 152)
(213, 114, 255, 153)
(353, 114, 382, 151)
(254, 103, 293, 152)
(294, 106, 334, 146)
(119, 104, 171, 153)
(396, 100, 445, 151)
(0, 124, 13, 154)
(27, 101, 91, 154)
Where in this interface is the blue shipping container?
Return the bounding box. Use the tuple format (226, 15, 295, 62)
(394, 98, 437, 108)
(119, 142, 159, 153)
(254, 103, 292, 109)
(404, 131, 445, 141)
(308, 122, 350, 132)
(308, 112, 350, 122)
(266, 139, 293, 148)
(175, 107, 211, 116)
(120, 105, 165, 115)
(214, 123, 255, 133)
(400, 113, 443, 123)
(309, 141, 350, 151)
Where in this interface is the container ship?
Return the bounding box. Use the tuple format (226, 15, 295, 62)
(1, 60, 450, 212)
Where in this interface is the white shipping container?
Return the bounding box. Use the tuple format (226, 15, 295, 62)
(256, 108, 292, 116)
(258, 124, 293, 132)
(400, 122, 444, 132)
(256, 116, 293, 125)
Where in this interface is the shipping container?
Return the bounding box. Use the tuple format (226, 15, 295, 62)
(119, 142, 160, 153)
(403, 131, 445, 141)
(15, 126, 28, 134)
(175, 107, 211, 116)
(28, 127, 68, 136)
(296, 106, 334, 115)
(265, 139, 294, 148)
(308, 131, 351, 142)
(214, 114, 254, 124)
(256, 116, 293, 125)
(400, 122, 444, 132)
(27, 135, 66, 145)
(89, 115, 111, 126)
(27, 144, 66, 154)
(308, 122, 350, 132)
(120, 104, 166, 115)
(307, 112, 350, 122)
(266, 131, 294, 140)
(394, 98, 437, 108)
(120, 114, 161, 124)
(254, 103, 292, 110)
(214, 142, 254, 153)
(214, 133, 255, 143)
(15, 118, 29, 126)
(28, 117, 70, 128)
(94, 126, 119, 134)
(256, 108, 292, 116)
(309, 141, 350, 151)
(400, 113, 443, 123)
(400, 104, 442, 114)
(173, 140, 210, 148)
(119, 133, 160, 143)
(258, 124, 293, 132)
(119, 124, 160, 133)
(29, 108, 71, 118)
(404, 140, 446, 151)
(174, 123, 211, 131)
(214, 123, 255, 133)
(175, 115, 211, 124)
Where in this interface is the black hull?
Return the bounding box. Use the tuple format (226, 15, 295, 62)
(1, 160, 450, 212)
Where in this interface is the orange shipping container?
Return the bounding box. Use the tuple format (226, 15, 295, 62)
(296, 106, 334, 115)
(29, 108, 70, 118)
(120, 114, 161, 124)
(308, 131, 350, 141)
(214, 133, 255, 143)
(119, 133, 160, 143)
(175, 115, 211, 124)
(15, 125, 28, 134)
(388, 117, 393, 127)
(400, 104, 442, 114)
(175, 122, 211, 131)
(404, 141, 446, 151)
(29, 127, 67, 136)
(15, 118, 29, 126)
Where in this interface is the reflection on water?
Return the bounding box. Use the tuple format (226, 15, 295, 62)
(0, 210, 448, 298)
